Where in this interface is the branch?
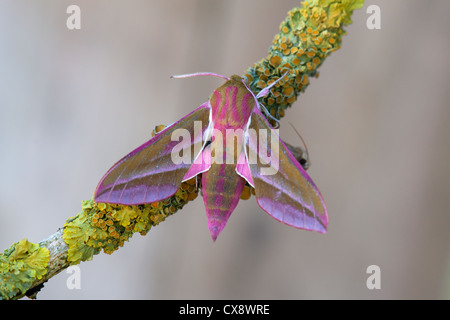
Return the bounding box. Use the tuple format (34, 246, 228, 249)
(0, 0, 364, 300)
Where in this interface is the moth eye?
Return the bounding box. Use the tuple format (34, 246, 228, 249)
(299, 158, 310, 170)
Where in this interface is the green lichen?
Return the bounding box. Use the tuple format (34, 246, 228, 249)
(245, 0, 364, 124)
(63, 178, 198, 264)
(0, 239, 50, 300)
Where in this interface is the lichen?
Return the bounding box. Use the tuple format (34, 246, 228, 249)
(0, 239, 50, 300)
(245, 0, 364, 125)
(63, 178, 198, 264)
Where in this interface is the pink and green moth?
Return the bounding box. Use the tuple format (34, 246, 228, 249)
(94, 72, 328, 241)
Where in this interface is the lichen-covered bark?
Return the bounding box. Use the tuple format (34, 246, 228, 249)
(63, 179, 198, 264)
(0, 239, 50, 299)
(245, 0, 364, 125)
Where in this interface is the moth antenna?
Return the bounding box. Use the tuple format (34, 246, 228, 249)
(288, 122, 310, 163)
(170, 72, 230, 81)
(241, 78, 281, 129)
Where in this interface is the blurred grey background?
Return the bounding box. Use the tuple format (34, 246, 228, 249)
(0, 0, 449, 299)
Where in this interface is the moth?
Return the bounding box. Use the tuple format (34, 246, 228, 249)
(95, 72, 328, 241)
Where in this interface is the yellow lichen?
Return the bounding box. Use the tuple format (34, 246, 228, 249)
(240, 185, 252, 200)
(0, 239, 50, 300)
(152, 124, 167, 137)
(244, 0, 364, 120)
(63, 177, 199, 263)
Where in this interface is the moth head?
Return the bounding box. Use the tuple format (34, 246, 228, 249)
(229, 74, 243, 83)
